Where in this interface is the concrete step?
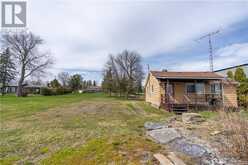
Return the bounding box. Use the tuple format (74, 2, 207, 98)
(153, 153, 173, 165)
(154, 153, 186, 165)
(168, 152, 186, 165)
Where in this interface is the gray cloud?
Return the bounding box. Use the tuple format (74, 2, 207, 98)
(24, 0, 248, 76)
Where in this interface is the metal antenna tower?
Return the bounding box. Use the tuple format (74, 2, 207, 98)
(198, 30, 220, 72)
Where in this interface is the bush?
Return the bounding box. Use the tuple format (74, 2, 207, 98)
(40, 87, 72, 96)
(40, 87, 54, 96)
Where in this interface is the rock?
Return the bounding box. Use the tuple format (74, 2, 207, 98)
(182, 113, 205, 124)
(144, 122, 166, 130)
(147, 128, 181, 144)
(169, 138, 207, 157)
(140, 151, 153, 164)
(167, 116, 178, 123)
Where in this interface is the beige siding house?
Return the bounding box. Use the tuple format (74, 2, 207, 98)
(145, 71, 238, 112)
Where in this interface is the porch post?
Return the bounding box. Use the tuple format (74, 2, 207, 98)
(166, 79, 170, 111)
(194, 80, 197, 105)
(166, 79, 169, 102)
(221, 81, 225, 109)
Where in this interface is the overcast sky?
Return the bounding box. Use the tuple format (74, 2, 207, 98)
(5, 0, 248, 82)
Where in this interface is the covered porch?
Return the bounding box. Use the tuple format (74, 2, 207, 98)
(159, 78, 224, 112)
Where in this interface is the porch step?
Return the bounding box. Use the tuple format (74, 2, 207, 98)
(171, 104, 188, 114)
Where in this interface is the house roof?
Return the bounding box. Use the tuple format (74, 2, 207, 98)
(150, 71, 224, 80)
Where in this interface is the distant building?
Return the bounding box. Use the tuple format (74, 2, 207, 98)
(82, 86, 102, 93)
(0, 83, 44, 94)
(214, 63, 248, 77)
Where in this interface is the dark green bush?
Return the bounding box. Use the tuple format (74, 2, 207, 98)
(40, 87, 72, 96)
(40, 87, 53, 96)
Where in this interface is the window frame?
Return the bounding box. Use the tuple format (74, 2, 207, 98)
(185, 83, 195, 94)
(210, 83, 221, 94)
(185, 83, 205, 94)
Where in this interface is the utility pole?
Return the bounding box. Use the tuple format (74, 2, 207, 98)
(198, 30, 220, 72)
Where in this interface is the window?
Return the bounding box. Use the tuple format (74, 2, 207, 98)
(186, 83, 195, 93)
(211, 83, 221, 94)
(151, 85, 154, 92)
(186, 83, 205, 94)
(196, 83, 205, 94)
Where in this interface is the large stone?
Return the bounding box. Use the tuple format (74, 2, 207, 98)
(182, 113, 205, 124)
(147, 128, 181, 144)
(169, 138, 207, 157)
(144, 122, 165, 130)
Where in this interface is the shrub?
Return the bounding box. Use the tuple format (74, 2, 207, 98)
(219, 112, 248, 160)
(40, 87, 72, 96)
(40, 87, 54, 96)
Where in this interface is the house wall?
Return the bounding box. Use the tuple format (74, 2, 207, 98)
(145, 74, 161, 108)
(223, 84, 238, 107)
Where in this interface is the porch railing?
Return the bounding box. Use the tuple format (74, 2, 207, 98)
(161, 93, 223, 110)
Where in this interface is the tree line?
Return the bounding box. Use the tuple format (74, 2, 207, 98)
(0, 32, 98, 96)
(101, 50, 144, 98)
(227, 68, 248, 108)
(49, 72, 97, 91)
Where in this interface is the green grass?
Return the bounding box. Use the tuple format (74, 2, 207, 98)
(0, 93, 120, 121)
(240, 109, 248, 118)
(198, 111, 218, 119)
(0, 93, 171, 164)
(42, 136, 163, 165)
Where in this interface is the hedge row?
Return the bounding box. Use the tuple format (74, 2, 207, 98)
(40, 87, 72, 96)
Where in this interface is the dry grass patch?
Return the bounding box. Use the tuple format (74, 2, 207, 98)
(218, 112, 248, 161)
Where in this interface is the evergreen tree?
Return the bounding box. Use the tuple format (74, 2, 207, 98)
(102, 68, 113, 96)
(234, 68, 246, 82)
(69, 74, 82, 91)
(93, 80, 97, 86)
(227, 70, 234, 80)
(234, 68, 248, 109)
(49, 79, 61, 88)
(0, 48, 16, 95)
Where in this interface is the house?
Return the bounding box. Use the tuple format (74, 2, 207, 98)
(0, 83, 43, 94)
(82, 86, 102, 93)
(214, 63, 248, 77)
(145, 71, 238, 112)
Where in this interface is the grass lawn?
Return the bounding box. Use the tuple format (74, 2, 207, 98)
(0, 93, 171, 164)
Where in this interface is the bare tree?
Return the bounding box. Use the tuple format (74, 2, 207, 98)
(58, 72, 70, 87)
(115, 50, 143, 97)
(1, 32, 53, 96)
(102, 50, 144, 98)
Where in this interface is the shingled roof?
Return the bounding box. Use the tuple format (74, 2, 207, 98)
(150, 71, 224, 79)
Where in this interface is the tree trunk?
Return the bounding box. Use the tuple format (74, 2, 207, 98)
(17, 65, 25, 97)
(17, 80, 23, 97)
(1, 77, 6, 96)
(1, 86, 5, 96)
(125, 91, 129, 99)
